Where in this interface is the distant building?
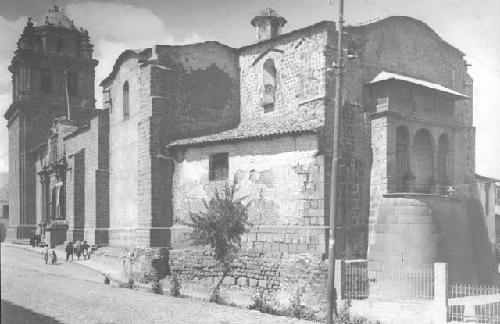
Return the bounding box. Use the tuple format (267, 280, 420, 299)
(476, 174, 500, 258)
(4, 6, 497, 282)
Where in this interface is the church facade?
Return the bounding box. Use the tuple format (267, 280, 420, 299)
(5, 6, 496, 282)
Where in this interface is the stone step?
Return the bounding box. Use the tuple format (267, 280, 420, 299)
(11, 239, 31, 245)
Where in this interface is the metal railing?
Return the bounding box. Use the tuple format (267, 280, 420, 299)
(448, 283, 500, 323)
(344, 261, 369, 299)
(343, 262, 434, 301)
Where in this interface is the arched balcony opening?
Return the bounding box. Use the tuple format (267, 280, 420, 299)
(413, 129, 434, 193)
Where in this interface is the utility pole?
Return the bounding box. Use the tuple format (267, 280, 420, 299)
(64, 70, 71, 120)
(326, 0, 344, 323)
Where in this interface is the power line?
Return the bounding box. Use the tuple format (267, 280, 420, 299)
(360, 0, 391, 14)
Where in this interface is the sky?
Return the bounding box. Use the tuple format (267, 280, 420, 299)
(0, 0, 499, 179)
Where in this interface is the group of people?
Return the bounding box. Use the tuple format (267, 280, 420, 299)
(65, 240, 91, 262)
(41, 246, 57, 264)
(41, 240, 91, 264)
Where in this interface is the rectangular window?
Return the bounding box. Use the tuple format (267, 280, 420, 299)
(2, 205, 8, 218)
(209, 152, 229, 181)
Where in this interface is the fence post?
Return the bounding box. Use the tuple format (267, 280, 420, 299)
(334, 260, 345, 303)
(433, 262, 448, 324)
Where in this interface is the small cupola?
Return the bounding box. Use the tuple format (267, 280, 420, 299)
(251, 8, 287, 42)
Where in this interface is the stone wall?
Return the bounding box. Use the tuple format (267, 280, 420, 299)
(368, 193, 497, 284)
(105, 56, 141, 246)
(171, 134, 327, 256)
(239, 22, 332, 125)
(167, 248, 328, 315)
(64, 111, 109, 245)
(154, 43, 240, 139)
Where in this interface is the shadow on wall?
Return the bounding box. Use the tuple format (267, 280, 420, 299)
(465, 197, 498, 284)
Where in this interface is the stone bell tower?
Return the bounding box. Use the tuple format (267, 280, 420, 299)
(250, 8, 287, 42)
(4, 5, 98, 240)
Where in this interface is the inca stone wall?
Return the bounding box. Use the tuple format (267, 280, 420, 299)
(166, 249, 328, 315)
(368, 193, 497, 284)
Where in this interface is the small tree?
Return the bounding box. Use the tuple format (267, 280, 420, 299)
(188, 182, 249, 302)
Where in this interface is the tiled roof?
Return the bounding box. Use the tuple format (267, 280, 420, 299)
(368, 71, 470, 99)
(168, 117, 323, 149)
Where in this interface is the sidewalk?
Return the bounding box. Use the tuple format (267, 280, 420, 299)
(1, 242, 123, 282)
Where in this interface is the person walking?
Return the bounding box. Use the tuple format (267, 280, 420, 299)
(65, 241, 73, 262)
(50, 248, 57, 264)
(41, 246, 49, 264)
(83, 241, 90, 260)
(75, 240, 83, 261)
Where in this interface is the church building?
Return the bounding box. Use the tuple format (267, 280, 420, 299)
(5, 6, 496, 283)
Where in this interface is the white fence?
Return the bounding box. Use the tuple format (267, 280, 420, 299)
(339, 261, 500, 324)
(448, 284, 500, 323)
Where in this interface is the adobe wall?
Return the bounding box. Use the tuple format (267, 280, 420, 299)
(368, 194, 496, 284)
(171, 134, 327, 256)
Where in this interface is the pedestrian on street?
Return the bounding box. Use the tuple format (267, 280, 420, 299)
(83, 241, 89, 260)
(41, 246, 49, 264)
(75, 240, 83, 260)
(49, 248, 57, 264)
(65, 241, 73, 262)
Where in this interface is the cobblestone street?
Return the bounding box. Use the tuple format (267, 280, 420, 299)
(1, 245, 315, 324)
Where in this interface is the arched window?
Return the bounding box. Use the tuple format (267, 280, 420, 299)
(395, 126, 410, 192)
(123, 81, 130, 120)
(41, 69, 53, 93)
(262, 59, 276, 113)
(437, 133, 449, 193)
(413, 129, 434, 193)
